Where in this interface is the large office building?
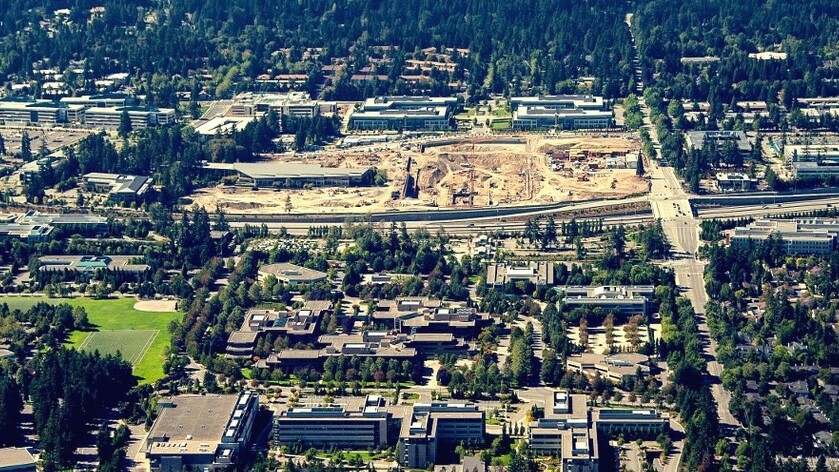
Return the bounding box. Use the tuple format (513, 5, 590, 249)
(729, 218, 839, 255)
(397, 402, 485, 468)
(716, 172, 758, 192)
(83, 173, 150, 202)
(529, 390, 668, 472)
(0, 223, 53, 242)
(203, 162, 373, 188)
(273, 395, 391, 449)
(485, 262, 555, 288)
(84, 105, 175, 128)
(0, 98, 84, 125)
(59, 93, 135, 108)
(229, 92, 336, 118)
(563, 285, 655, 315)
(348, 96, 458, 131)
(257, 262, 328, 284)
(145, 391, 258, 472)
(785, 144, 839, 177)
(18, 211, 109, 232)
(510, 95, 612, 130)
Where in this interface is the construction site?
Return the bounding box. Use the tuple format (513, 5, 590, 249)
(188, 134, 647, 215)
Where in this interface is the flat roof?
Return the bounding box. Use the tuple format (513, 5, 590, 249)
(205, 162, 369, 179)
(0, 447, 35, 469)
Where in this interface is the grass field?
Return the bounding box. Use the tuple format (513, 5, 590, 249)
(0, 296, 179, 383)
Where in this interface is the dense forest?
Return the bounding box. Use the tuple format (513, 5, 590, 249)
(0, 0, 635, 100)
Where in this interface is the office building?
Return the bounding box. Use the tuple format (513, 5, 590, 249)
(485, 262, 555, 288)
(0, 98, 84, 125)
(18, 211, 109, 232)
(510, 95, 611, 130)
(0, 448, 36, 472)
(273, 395, 390, 449)
(19, 154, 66, 184)
(397, 402, 485, 468)
(38, 255, 149, 277)
(0, 223, 53, 242)
(716, 172, 758, 192)
(529, 391, 598, 471)
(398, 306, 492, 338)
(785, 144, 839, 177)
(202, 162, 373, 188)
(566, 352, 651, 383)
(348, 96, 458, 131)
(226, 301, 332, 357)
(83, 173, 150, 202)
(563, 285, 655, 315)
(145, 391, 258, 472)
(257, 262, 328, 284)
(229, 92, 336, 118)
(84, 105, 175, 128)
(512, 107, 613, 130)
(684, 130, 751, 156)
(529, 390, 668, 471)
(729, 218, 839, 255)
(59, 93, 135, 108)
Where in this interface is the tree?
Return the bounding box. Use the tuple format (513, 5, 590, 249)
(579, 318, 589, 351)
(0, 132, 5, 155)
(118, 111, 132, 138)
(0, 376, 22, 446)
(20, 131, 31, 161)
(604, 313, 615, 352)
(285, 194, 293, 213)
(636, 153, 645, 176)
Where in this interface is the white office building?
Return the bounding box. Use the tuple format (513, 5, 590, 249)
(729, 218, 839, 255)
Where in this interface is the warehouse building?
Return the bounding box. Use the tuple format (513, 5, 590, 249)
(729, 218, 839, 255)
(145, 391, 258, 472)
(348, 96, 458, 131)
(563, 285, 655, 315)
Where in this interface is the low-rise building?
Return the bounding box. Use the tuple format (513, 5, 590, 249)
(273, 395, 390, 449)
(510, 95, 611, 130)
(566, 352, 651, 383)
(716, 172, 758, 192)
(485, 262, 555, 288)
(348, 96, 458, 131)
(563, 285, 655, 315)
(59, 93, 135, 108)
(684, 130, 751, 156)
(397, 402, 485, 468)
(38, 255, 149, 278)
(0, 447, 36, 472)
(257, 262, 328, 284)
(202, 162, 373, 188)
(226, 301, 332, 357)
(83, 172, 150, 202)
(729, 218, 839, 255)
(145, 391, 258, 472)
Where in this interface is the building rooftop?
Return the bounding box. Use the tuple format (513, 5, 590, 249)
(204, 162, 369, 180)
(257, 262, 328, 282)
(0, 447, 36, 470)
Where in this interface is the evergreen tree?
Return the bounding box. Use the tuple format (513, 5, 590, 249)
(20, 131, 31, 161)
(0, 132, 5, 155)
(636, 153, 645, 176)
(118, 111, 132, 138)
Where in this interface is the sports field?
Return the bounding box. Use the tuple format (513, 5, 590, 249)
(0, 296, 179, 383)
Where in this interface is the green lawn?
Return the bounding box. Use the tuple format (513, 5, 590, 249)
(0, 297, 179, 383)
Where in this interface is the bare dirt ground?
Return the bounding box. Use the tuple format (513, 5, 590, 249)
(133, 299, 178, 312)
(189, 134, 647, 214)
